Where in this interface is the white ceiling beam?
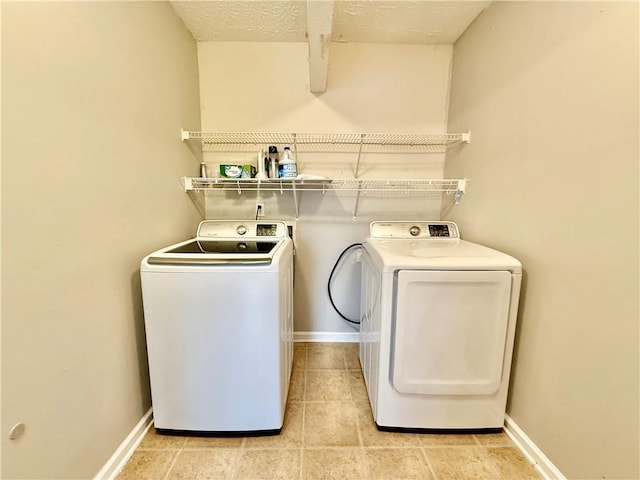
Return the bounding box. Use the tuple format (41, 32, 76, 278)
(307, 1, 334, 94)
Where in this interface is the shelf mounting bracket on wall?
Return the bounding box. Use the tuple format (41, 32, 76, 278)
(292, 182, 300, 219)
(454, 178, 467, 205)
(352, 180, 363, 220)
(354, 134, 365, 178)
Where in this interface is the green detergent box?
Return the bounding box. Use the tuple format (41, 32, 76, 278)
(241, 165, 256, 178)
(219, 165, 243, 178)
(220, 164, 256, 178)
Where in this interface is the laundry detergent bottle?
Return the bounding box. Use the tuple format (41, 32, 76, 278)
(279, 146, 297, 178)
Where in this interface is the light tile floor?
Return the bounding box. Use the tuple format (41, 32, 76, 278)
(118, 343, 541, 480)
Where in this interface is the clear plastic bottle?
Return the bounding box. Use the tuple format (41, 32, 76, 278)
(279, 146, 297, 178)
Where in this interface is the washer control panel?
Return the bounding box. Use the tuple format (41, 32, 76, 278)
(197, 220, 288, 239)
(370, 221, 459, 239)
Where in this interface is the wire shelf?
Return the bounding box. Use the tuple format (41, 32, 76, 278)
(183, 177, 467, 198)
(182, 130, 470, 147)
(182, 177, 468, 218)
(180, 129, 471, 218)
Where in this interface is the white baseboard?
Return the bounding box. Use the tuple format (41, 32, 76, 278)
(294, 331, 360, 343)
(94, 408, 153, 480)
(504, 414, 566, 480)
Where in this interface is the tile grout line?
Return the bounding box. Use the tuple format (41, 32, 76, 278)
(353, 349, 369, 480)
(230, 445, 243, 480)
(298, 445, 304, 480)
(234, 434, 246, 480)
(419, 440, 439, 480)
(161, 448, 181, 480)
(300, 343, 307, 480)
(348, 346, 368, 480)
(354, 399, 372, 480)
(163, 436, 188, 480)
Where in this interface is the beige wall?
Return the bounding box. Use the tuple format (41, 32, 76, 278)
(445, 2, 639, 478)
(197, 42, 454, 333)
(1, 2, 201, 478)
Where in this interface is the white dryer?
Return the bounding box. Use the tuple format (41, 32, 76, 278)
(141, 220, 294, 435)
(360, 221, 521, 432)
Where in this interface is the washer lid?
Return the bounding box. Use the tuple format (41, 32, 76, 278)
(165, 240, 279, 255)
(144, 220, 292, 266)
(145, 238, 285, 266)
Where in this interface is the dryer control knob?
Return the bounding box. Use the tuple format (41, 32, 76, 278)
(237, 225, 247, 235)
(409, 225, 421, 237)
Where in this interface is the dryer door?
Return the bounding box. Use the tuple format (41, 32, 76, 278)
(392, 270, 512, 395)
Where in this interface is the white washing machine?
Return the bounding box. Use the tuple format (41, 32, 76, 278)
(360, 221, 522, 432)
(140, 220, 294, 435)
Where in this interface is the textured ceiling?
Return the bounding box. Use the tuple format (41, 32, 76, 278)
(170, 1, 490, 44)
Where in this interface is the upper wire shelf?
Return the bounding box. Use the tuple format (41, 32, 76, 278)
(181, 130, 470, 147)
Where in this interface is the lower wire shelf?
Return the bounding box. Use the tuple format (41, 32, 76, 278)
(181, 177, 469, 218)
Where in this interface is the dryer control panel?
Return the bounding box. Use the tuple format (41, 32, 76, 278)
(370, 221, 460, 239)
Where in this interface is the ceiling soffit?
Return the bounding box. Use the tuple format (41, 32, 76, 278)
(170, 1, 490, 93)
